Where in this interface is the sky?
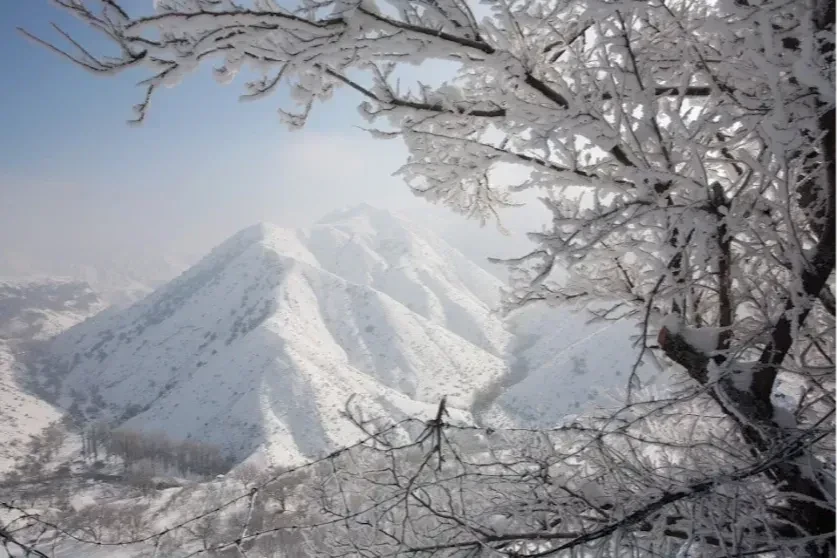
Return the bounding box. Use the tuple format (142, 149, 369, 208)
(1, 1, 541, 284)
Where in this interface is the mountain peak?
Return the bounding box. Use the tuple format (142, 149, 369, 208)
(31, 208, 652, 468)
(42, 211, 513, 465)
(218, 221, 284, 248)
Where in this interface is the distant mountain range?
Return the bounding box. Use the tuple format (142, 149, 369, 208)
(0, 249, 194, 308)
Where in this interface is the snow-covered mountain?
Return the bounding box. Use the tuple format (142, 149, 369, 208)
(35, 205, 656, 467)
(0, 278, 106, 471)
(40, 207, 514, 465)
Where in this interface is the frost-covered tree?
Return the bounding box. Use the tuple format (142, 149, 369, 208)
(17, 0, 835, 556)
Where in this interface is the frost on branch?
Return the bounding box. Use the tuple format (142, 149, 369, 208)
(22, 0, 836, 555)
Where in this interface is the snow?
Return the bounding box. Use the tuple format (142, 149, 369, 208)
(730, 364, 755, 392)
(33, 206, 648, 467)
(41, 207, 514, 466)
(0, 343, 62, 472)
(772, 406, 797, 429)
(660, 314, 721, 356)
(481, 302, 659, 428)
(0, 278, 105, 341)
(659, 313, 682, 336)
(68, 493, 97, 511)
(680, 326, 721, 354)
(0, 278, 105, 472)
(0, 206, 675, 558)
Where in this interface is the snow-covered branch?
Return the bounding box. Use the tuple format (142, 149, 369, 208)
(20, 0, 836, 554)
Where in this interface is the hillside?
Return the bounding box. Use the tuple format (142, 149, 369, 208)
(39, 208, 514, 466)
(1, 208, 663, 558)
(0, 278, 105, 471)
(33, 206, 657, 468)
(490, 304, 657, 427)
(0, 278, 104, 341)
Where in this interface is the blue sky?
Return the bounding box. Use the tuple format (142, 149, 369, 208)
(2, 2, 420, 258)
(1, 1, 536, 278)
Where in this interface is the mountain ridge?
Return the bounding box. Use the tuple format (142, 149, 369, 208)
(32, 205, 655, 467)
(39, 208, 512, 465)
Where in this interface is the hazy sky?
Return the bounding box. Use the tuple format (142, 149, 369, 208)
(1, 1, 541, 280)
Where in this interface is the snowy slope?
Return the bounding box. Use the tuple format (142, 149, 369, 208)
(0, 278, 104, 341)
(310, 204, 508, 353)
(38, 206, 657, 467)
(0, 342, 62, 472)
(0, 279, 106, 471)
(42, 209, 511, 465)
(485, 304, 659, 427)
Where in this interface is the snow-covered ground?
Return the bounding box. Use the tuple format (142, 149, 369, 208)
(0, 342, 62, 471)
